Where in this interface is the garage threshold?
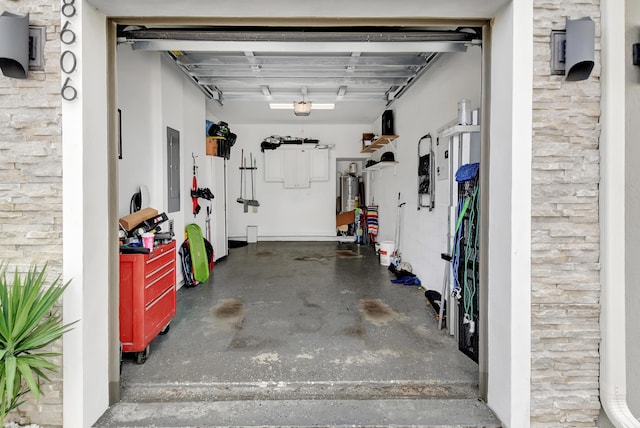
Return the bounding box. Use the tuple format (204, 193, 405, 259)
(97, 242, 499, 427)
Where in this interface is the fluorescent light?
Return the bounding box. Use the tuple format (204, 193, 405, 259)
(269, 103, 294, 109)
(269, 103, 335, 110)
(312, 103, 335, 110)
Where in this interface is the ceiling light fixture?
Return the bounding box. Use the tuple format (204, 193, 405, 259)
(269, 102, 335, 110)
(293, 101, 312, 116)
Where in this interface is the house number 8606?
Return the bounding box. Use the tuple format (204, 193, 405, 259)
(60, 0, 78, 101)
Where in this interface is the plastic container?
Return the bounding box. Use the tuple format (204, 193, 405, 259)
(141, 232, 155, 250)
(379, 241, 395, 266)
(458, 99, 471, 125)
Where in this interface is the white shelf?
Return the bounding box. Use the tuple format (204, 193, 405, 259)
(363, 161, 398, 172)
(438, 125, 480, 139)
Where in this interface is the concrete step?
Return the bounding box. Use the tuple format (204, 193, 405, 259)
(119, 380, 481, 402)
(94, 398, 502, 427)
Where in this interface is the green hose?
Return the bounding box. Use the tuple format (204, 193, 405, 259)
(455, 197, 471, 235)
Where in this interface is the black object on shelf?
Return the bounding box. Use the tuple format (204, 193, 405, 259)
(382, 110, 394, 135)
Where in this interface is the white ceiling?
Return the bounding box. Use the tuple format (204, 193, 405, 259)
(101, 0, 507, 124)
(120, 27, 477, 124)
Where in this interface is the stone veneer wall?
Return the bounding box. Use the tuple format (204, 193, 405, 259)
(0, 0, 63, 426)
(531, 1, 602, 426)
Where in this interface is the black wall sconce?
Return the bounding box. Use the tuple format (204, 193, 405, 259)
(0, 11, 29, 79)
(633, 43, 640, 66)
(0, 11, 45, 79)
(550, 17, 595, 81)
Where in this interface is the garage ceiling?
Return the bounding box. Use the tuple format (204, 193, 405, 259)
(118, 26, 480, 124)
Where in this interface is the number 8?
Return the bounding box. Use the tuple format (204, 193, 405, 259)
(61, 0, 76, 18)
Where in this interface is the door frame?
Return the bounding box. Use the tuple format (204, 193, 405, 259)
(63, 6, 534, 426)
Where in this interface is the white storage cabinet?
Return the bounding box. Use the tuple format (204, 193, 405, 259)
(264, 146, 329, 188)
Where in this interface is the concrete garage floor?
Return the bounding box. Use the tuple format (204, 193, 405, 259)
(96, 241, 501, 427)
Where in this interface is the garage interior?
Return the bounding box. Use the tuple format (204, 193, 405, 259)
(102, 22, 494, 426)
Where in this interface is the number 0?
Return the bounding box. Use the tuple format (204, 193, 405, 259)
(60, 50, 77, 74)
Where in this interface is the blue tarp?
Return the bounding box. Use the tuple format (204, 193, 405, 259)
(455, 163, 480, 183)
(391, 276, 422, 286)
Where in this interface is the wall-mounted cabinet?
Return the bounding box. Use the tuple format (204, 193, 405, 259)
(310, 149, 330, 181)
(436, 125, 480, 181)
(264, 146, 330, 188)
(264, 150, 284, 182)
(283, 149, 310, 188)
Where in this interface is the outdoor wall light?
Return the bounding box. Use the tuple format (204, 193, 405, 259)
(550, 17, 595, 81)
(633, 43, 640, 66)
(0, 11, 29, 79)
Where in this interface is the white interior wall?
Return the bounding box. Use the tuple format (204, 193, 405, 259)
(367, 47, 481, 290)
(116, 46, 217, 285)
(116, 47, 159, 215)
(225, 123, 370, 240)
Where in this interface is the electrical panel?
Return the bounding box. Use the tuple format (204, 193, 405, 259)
(435, 136, 449, 181)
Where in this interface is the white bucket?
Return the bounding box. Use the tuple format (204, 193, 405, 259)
(247, 225, 258, 243)
(379, 241, 395, 266)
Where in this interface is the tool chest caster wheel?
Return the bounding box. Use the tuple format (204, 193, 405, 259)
(135, 345, 150, 364)
(159, 323, 171, 335)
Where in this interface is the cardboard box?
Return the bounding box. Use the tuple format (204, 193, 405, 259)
(206, 137, 221, 156)
(336, 210, 356, 227)
(362, 133, 375, 151)
(119, 207, 159, 231)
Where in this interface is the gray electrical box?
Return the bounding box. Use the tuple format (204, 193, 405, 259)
(167, 127, 180, 213)
(436, 136, 449, 181)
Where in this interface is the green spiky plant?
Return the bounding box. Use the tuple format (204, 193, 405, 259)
(0, 264, 75, 425)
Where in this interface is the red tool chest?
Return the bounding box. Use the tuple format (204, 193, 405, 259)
(119, 240, 176, 363)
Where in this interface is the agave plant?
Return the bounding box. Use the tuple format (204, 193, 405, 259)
(0, 264, 75, 425)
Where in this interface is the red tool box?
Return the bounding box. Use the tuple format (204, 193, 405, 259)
(119, 240, 176, 364)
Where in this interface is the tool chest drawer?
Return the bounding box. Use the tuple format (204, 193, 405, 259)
(119, 240, 176, 360)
